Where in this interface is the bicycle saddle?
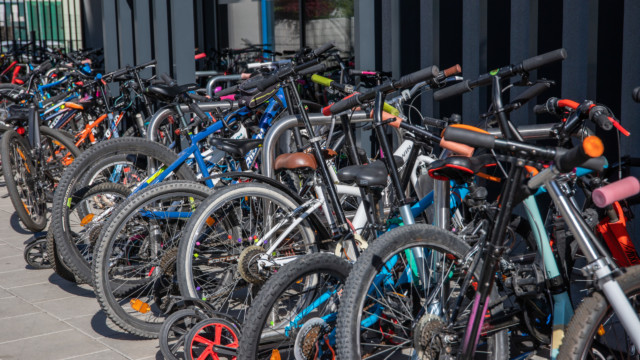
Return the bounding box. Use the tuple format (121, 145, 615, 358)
(146, 83, 199, 100)
(337, 156, 404, 187)
(209, 137, 263, 158)
(274, 152, 317, 171)
(428, 154, 496, 183)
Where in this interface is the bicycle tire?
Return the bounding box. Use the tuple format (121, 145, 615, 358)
(336, 224, 509, 360)
(557, 265, 640, 359)
(92, 181, 213, 338)
(46, 231, 78, 283)
(23, 236, 51, 269)
(51, 137, 196, 285)
(38, 125, 82, 191)
(239, 252, 352, 359)
(184, 317, 241, 360)
(0, 130, 47, 231)
(159, 308, 209, 360)
(176, 182, 317, 324)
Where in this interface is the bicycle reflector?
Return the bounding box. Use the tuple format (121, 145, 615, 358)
(270, 349, 281, 360)
(80, 213, 94, 226)
(16, 126, 25, 136)
(583, 136, 604, 158)
(130, 298, 150, 314)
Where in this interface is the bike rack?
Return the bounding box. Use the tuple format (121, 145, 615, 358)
(144, 101, 238, 141)
(261, 111, 372, 179)
(205, 74, 243, 97)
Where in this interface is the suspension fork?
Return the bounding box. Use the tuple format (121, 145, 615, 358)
(461, 161, 524, 359)
(545, 178, 640, 350)
(522, 195, 573, 359)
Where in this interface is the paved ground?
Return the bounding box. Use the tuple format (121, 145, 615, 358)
(0, 183, 161, 360)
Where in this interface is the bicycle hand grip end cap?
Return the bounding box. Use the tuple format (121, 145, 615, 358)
(394, 65, 439, 89)
(555, 136, 604, 173)
(442, 126, 496, 150)
(633, 86, 640, 103)
(521, 48, 567, 72)
(592, 176, 640, 208)
(433, 80, 472, 101)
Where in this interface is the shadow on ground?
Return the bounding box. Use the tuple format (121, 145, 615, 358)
(47, 273, 94, 297)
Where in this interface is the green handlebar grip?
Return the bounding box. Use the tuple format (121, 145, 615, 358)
(383, 103, 400, 116)
(311, 74, 333, 87)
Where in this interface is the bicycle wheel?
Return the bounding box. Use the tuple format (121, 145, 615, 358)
(147, 108, 180, 150)
(38, 126, 82, 196)
(336, 224, 508, 360)
(184, 317, 242, 360)
(558, 265, 640, 359)
(0, 130, 47, 231)
(92, 181, 213, 338)
(176, 182, 317, 325)
(239, 252, 352, 359)
(23, 236, 51, 269)
(46, 231, 78, 283)
(63, 182, 130, 276)
(51, 137, 196, 284)
(159, 308, 209, 360)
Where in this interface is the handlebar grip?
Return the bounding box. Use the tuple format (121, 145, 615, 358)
(442, 126, 496, 149)
(443, 64, 462, 77)
(382, 103, 400, 117)
(348, 69, 378, 76)
(533, 104, 548, 114)
(633, 87, 640, 103)
(580, 156, 608, 173)
(327, 93, 363, 115)
(592, 176, 640, 208)
(394, 65, 439, 89)
(293, 59, 320, 74)
(138, 59, 157, 69)
(35, 60, 53, 73)
(555, 136, 604, 173)
(521, 48, 567, 72)
(298, 63, 326, 76)
(433, 80, 472, 101)
(215, 85, 238, 97)
(511, 82, 552, 106)
(312, 42, 335, 57)
(194, 53, 206, 60)
(187, 102, 208, 126)
(589, 106, 613, 131)
(311, 74, 333, 87)
(188, 92, 209, 102)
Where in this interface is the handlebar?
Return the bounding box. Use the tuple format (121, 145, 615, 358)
(434, 48, 567, 101)
(215, 85, 238, 97)
(326, 65, 439, 114)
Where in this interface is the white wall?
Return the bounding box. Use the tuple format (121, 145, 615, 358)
(226, 0, 262, 48)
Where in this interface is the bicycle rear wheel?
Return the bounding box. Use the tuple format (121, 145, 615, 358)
(1, 130, 47, 231)
(336, 224, 509, 360)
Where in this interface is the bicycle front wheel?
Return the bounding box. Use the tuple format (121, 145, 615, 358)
(0, 130, 47, 231)
(558, 265, 640, 359)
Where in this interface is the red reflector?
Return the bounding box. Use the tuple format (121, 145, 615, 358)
(16, 127, 25, 135)
(174, 129, 181, 135)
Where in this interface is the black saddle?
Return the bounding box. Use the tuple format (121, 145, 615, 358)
(146, 83, 199, 101)
(428, 154, 496, 183)
(209, 137, 263, 158)
(337, 156, 404, 188)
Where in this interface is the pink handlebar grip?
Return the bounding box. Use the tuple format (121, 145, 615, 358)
(220, 94, 236, 101)
(439, 138, 474, 157)
(241, 73, 251, 80)
(592, 176, 640, 208)
(195, 53, 206, 60)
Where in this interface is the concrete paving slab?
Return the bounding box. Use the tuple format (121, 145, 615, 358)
(0, 267, 55, 288)
(66, 349, 130, 360)
(0, 255, 28, 273)
(0, 312, 71, 343)
(36, 294, 103, 320)
(9, 277, 94, 303)
(0, 296, 40, 319)
(0, 329, 109, 360)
